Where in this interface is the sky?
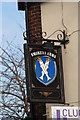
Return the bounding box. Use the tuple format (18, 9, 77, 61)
(0, 2, 25, 118)
(1, 1, 25, 49)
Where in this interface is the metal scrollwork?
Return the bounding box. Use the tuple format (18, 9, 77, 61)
(23, 30, 69, 49)
(57, 30, 64, 41)
(23, 31, 28, 40)
(42, 31, 47, 38)
(57, 30, 69, 48)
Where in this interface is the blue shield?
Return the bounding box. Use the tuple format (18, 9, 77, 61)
(35, 56, 57, 85)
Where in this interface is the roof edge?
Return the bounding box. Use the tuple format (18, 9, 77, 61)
(18, 2, 25, 11)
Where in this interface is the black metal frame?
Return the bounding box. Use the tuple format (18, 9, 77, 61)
(23, 30, 69, 49)
(24, 42, 65, 103)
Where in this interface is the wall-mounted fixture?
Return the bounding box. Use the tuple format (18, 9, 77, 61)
(23, 30, 69, 49)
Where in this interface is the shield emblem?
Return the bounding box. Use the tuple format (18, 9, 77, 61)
(35, 56, 57, 85)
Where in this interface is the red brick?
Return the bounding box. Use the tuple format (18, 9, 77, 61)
(27, 3, 42, 41)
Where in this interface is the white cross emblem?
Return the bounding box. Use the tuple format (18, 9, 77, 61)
(38, 57, 51, 81)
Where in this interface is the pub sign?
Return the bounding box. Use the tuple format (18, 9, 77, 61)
(24, 43, 65, 103)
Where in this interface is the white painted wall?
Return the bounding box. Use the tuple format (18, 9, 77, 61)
(41, 2, 78, 107)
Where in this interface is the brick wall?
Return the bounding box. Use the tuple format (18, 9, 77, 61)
(28, 3, 42, 41)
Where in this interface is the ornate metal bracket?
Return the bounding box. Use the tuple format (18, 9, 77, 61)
(23, 30, 69, 49)
(41, 30, 69, 49)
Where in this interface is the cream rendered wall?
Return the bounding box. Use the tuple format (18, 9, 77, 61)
(41, 2, 78, 106)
